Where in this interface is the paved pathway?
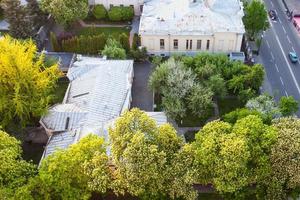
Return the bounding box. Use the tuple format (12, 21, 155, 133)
(131, 61, 154, 111)
(78, 20, 127, 28)
(129, 16, 140, 47)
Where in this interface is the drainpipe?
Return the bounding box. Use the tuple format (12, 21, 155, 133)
(168, 33, 171, 56)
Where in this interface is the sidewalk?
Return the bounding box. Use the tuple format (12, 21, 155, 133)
(78, 20, 127, 28)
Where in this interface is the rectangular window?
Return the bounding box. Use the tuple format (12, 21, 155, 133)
(186, 40, 189, 50)
(173, 39, 178, 49)
(197, 40, 202, 50)
(218, 40, 224, 51)
(189, 40, 192, 50)
(206, 40, 210, 50)
(160, 39, 165, 49)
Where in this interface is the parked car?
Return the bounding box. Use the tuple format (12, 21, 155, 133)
(288, 52, 298, 63)
(268, 10, 277, 20)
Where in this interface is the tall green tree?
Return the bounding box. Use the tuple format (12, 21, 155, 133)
(0, 130, 37, 199)
(279, 96, 299, 116)
(40, 0, 89, 27)
(26, 0, 47, 29)
(1, 0, 34, 39)
(193, 115, 277, 197)
(243, 0, 269, 39)
(21, 134, 112, 200)
(0, 36, 61, 128)
(109, 109, 197, 200)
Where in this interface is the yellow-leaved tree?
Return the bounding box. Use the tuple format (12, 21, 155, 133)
(0, 36, 61, 128)
(109, 108, 197, 200)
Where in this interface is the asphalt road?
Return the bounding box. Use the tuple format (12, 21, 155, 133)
(259, 0, 300, 115)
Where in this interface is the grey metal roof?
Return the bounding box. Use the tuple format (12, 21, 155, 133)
(44, 131, 76, 157)
(41, 57, 134, 158)
(146, 112, 168, 127)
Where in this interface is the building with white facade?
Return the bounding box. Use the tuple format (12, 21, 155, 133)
(139, 0, 245, 56)
(40, 57, 134, 159)
(88, 0, 145, 15)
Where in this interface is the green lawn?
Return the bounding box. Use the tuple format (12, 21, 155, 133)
(78, 27, 130, 38)
(217, 96, 245, 117)
(51, 81, 69, 105)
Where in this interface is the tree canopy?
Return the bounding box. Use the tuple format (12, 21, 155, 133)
(109, 108, 197, 200)
(266, 118, 300, 199)
(243, 0, 269, 39)
(40, 0, 89, 26)
(1, 0, 34, 39)
(0, 130, 36, 199)
(0, 36, 61, 128)
(193, 115, 277, 197)
(20, 134, 112, 200)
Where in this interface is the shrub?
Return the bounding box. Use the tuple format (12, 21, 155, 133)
(279, 96, 299, 116)
(50, 32, 61, 52)
(129, 47, 147, 62)
(108, 7, 123, 21)
(108, 6, 134, 21)
(92, 4, 107, 20)
(102, 38, 126, 59)
(132, 33, 140, 50)
(121, 6, 134, 21)
(118, 33, 130, 52)
(57, 32, 74, 43)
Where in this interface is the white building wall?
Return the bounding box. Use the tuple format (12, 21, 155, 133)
(141, 32, 243, 56)
(89, 0, 144, 15)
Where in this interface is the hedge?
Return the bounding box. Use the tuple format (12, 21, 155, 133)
(92, 4, 107, 20)
(61, 34, 106, 54)
(108, 6, 134, 21)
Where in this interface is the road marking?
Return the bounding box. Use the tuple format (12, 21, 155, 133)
(287, 35, 291, 43)
(280, 76, 284, 85)
(279, 18, 282, 24)
(266, 40, 270, 48)
(274, 33, 300, 96)
(271, 52, 275, 60)
(271, 1, 274, 7)
(292, 47, 296, 52)
(282, 26, 286, 34)
(285, 90, 288, 97)
(275, 63, 279, 72)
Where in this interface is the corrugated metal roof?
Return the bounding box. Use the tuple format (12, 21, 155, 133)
(44, 131, 76, 157)
(41, 57, 134, 158)
(146, 112, 168, 126)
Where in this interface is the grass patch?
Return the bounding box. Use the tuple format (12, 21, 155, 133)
(217, 96, 245, 117)
(51, 80, 69, 105)
(78, 27, 130, 38)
